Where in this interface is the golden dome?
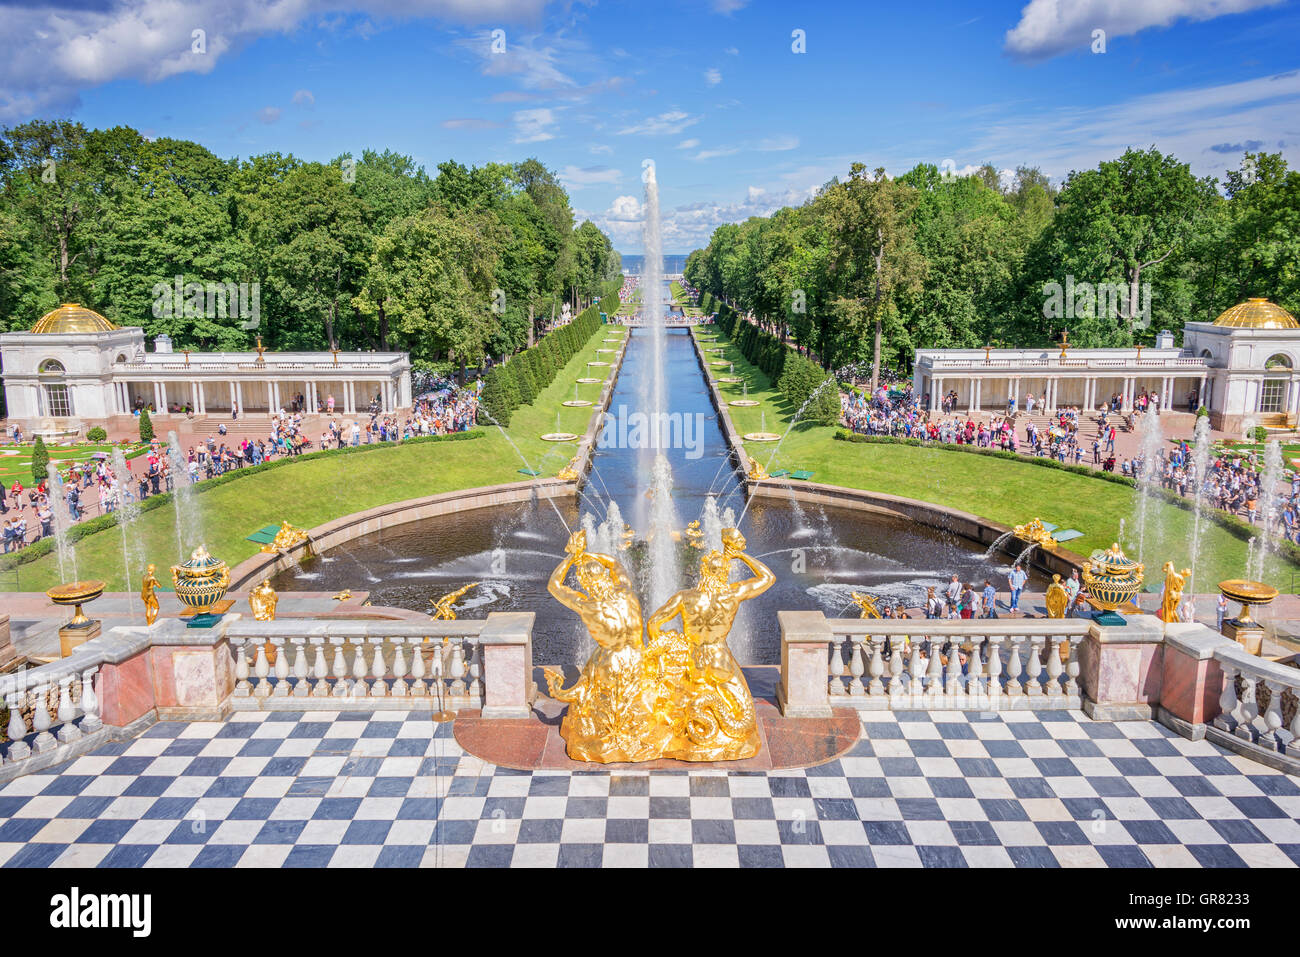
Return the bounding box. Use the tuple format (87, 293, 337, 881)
(30, 303, 117, 334)
(1212, 298, 1299, 330)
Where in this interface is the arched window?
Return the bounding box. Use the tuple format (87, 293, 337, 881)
(37, 359, 73, 416)
(1200, 349, 1213, 360)
(115, 353, 127, 364)
(1266, 353, 1293, 370)
(38, 358, 65, 374)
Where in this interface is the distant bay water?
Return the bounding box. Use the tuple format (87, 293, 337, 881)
(619, 253, 691, 275)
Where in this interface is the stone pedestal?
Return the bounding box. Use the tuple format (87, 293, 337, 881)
(0, 615, 14, 671)
(777, 610, 834, 718)
(59, 620, 101, 658)
(1078, 614, 1165, 720)
(479, 612, 536, 719)
(1222, 618, 1265, 657)
(1157, 624, 1234, 739)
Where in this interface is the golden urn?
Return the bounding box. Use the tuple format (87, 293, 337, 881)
(1218, 579, 1278, 627)
(170, 545, 231, 615)
(46, 580, 106, 628)
(1082, 543, 1144, 611)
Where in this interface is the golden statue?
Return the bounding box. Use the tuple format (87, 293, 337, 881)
(332, 589, 352, 602)
(684, 520, 704, 548)
(260, 521, 310, 554)
(747, 455, 768, 481)
(141, 564, 161, 626)
(557, 458, 579, 481)
(431, 583, 478, 621)
(645, 528, 774, 761)
(249, 579, 278, 622)
(1012, 518, 1058, 548)
(1045, 574, 1068, 619)
(542, 531, 669, 763)
(849, 592, 882, 619)
(1159, 561, 1191, 623)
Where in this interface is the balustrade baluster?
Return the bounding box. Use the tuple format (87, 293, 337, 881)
(330, 637, 348, 697)
(1215, 663, 1239, 731)
(350, 637, 370, 698)
(1025, 637, 1044, 697)
(944, 640, 962, 698)
(5, 692, 30, 761)
(31, 683, 55, 753)
(391, 641, 408, 697)
(56, 676, 81, 744)
(272, 638, 290, 696)
(369, 637, 388, 698)
(828, 638, 846, 696)
(986, 637, 1004, 708)
(1235, 674, 1259, 742)
(966, 636, 985, 701)
(253, 642, 271, 698)
(908, 641, 925, 699)
(449, 641, 467, 698)
(1043, 637, 1064, 696)
(1004, 638, 1023, 697)
(1064, 638, 1080, 698)
(926, 640, 944, 701)
(1263, 680, 1285, 750)
(888, 639, 905, 700)
(468, 643, 482, 700)
(80, 668, 101, 733)
(234, 640, 251, 696)
(291, 638, 310, 697)
(310, 637, 329, 697)
(408, 638, 428, 696)
(847, 639, 865, 696)
(867, 637, 885, 697)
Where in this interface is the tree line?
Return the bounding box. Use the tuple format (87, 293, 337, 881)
(0, 120, 622, 376)
(684, 148, 1300, 391)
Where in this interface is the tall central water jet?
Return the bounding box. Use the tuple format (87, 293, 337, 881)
(639, 159, 680, 611)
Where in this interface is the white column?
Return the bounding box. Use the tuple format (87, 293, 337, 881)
(974, 378, 982, 413)
(934, 377, 943, 412)
(968, 377, 976, 415)
(271, 381, 280, 412)
(236, 381, 244, 414)
(228, 382, 236, 412)
(346, 381, 355, 414)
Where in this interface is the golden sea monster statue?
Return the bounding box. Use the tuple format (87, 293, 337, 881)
(1159, 561, 1191, 623)
(141, 563, 161, 626)
(431, 583, 478, 621)
(849, 592, 882, 619)
(684, 520, 704, 549)
(645, 528, 775, 762)
(542, 531, 669, 763)
(1045, 574, 1069, 619)
(1013, 518, 1058, 548)
(747, 455, 768, 481)
(557, 458, 579, 481)
(249, 579, 278, 622)
(260, 521, 310, 554)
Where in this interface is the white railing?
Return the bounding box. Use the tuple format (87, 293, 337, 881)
(1213, 643, 1300, 755)
(1, 666, 102, 764)
(920, 356, 1208, 372)
(228, 623, 487, 709)
(819, 618, 1091, 711)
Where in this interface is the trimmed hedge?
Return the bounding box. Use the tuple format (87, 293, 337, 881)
(0, 430, 485, 573)
(86, 427, 108, 442)
(713, 303, 837, 425)
(832, 429, 1300, 566)
(479, 304, 603, 427)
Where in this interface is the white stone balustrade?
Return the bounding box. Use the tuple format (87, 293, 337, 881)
(787, 615, 1090, 714)
(1212, 642, 1300, 758)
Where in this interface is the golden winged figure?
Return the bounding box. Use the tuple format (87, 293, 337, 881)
(430, 582, 479, 621)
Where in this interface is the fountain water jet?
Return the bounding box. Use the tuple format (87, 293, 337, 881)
(111, 448, 143, 609)
(45, 463, 78, 583)
(1186, 415, 1213, 595)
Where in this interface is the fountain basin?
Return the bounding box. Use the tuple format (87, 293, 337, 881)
(717, 377, 743, 384)
(711, 361, 731, 367)
(575, 377, 605, 384)
(743, 432, 781, 442)
(588, 361, 610, 367)
(562, 400, 593, 407)
(596, 349, 616, 354)
(730, 400, 760, 407)
(541, 432, 580, 442)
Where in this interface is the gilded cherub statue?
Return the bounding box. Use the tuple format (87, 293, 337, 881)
(430, 583, 478, 621)
(1159, 561, 1191, 623)
(747, 455, 768, 481)
(645, 528, 775, 761)
(684, 520, 704, 549)
(542, 531, 669, 763)
(1045, 574, 1068, 619)
(849, 592, 882, 619)
(141, 563, 161, 626)
(557, 457, 579, 481)
(249, 579, 278, 622)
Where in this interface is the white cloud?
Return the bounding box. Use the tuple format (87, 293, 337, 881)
(691, 147, 740, 161)
(724, 46, 740, 55)
(704, 68, 722, 85)
(258, 106, 281, 124)
(292, 88, 315, 108)
(513, 107, 558, 143)
(617, 110, 702, 136)
(1004, 0, 1283, 61)
(589, 143, 614, 154)
(758, 135, 799, 151)
(713, 0, 750, 12)
(0, 0, 548, 121)
(558, 165, 622, 190)
(442, 117, 503, 130)
(605, 194, 644, 221)
(676, 138, 700, 150)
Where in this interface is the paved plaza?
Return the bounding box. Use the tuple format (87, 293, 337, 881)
(2, 707, 1298, 868)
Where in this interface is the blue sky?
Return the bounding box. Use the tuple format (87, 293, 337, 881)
(5, 0, 1299, 253)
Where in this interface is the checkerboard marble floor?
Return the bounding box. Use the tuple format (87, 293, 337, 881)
(2, 709, 1299, 868)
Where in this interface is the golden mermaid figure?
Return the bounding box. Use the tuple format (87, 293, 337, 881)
(542, 530, 670, 763)
(646, 528, 775, 761)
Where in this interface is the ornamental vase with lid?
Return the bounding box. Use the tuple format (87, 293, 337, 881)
(1081, 542, 1144, 611)
(171, 545, 231, 615)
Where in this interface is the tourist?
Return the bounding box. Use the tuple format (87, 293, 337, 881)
(982, 579, 997, 618)
(1008, 563, 1027, 612)
(945, 574, 962, 610)
(1065, 570, 1081, 616)
(1217, 593, 1229, 632)
(925, 586, 942, 619)
(965, 583, 980, 619)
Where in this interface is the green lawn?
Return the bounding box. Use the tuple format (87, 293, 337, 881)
(694, 327, 1297, 592)
(8, 326, 624, 593)
(0, 443, 148, 483)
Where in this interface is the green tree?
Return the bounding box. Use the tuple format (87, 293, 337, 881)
(138, 408, 154, 443)
(30, 435, 49, 483)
